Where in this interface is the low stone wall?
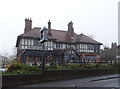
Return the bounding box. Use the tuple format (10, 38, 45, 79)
(2, 68, 118, 87)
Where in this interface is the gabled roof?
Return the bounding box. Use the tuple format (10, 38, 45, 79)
(78, 33, 102, 44)
(19, 28, 41, 38)
(16, 28, 102, 47)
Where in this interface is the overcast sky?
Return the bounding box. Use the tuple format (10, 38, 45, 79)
(0, 0, 119, 55)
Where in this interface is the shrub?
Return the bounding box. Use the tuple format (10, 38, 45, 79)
(5, 62, 41, 74)
(45, 65, 57, 70)
(81, 63, 111, 69)
(100, 64, 111, 68)
(111, 63, 120, 68)
(45, 64, 81, 70)
(56, 65, 64, 70)
(64, 64, 80, 70)
(82, 63, 97, 68)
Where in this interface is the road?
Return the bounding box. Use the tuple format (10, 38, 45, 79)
(16, 74, 120, 88)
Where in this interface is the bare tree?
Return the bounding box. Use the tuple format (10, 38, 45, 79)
(101, 46, 117, 63)
(12, 47, 17, 56)
(9, 47, 17, 61)
(0, 47, 17, 67)
(1, 50, 9, 58)
(0, 50, 9, 67)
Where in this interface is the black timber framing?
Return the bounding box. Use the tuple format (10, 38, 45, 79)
(21, 49, 56, 63)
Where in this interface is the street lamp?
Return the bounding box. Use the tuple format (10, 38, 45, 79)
(39, 26, 48, 43)
(39, 26, 48, 71)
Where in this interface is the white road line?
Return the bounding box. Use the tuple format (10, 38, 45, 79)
(66, 84, 84, 87)
(66, 84, 76, 87)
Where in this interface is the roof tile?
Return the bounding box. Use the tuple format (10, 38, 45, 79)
(19, 28, 102, 45)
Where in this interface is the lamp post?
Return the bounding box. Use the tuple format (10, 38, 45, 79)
(39, 26, 48, 71)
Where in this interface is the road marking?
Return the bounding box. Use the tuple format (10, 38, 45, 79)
(66, 84, 84, 87)
(76, 84, 84, 86)
(90, 77, 118, 82)
(112, 85, 120, 89)
(66, 84, 78, 87)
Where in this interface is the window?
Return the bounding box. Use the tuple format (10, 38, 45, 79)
(30, 46, 34, 49)
(39, 46, 42, 50)
(56, 43, 61, 49)
(62, 43, 65, 49)
(20, 38, 35, 50)
(71, 44, 75, 49)
(43, 41, 54, 50)
(80, 44, 82, 48)
(24, 39, 27, 45)
(51, 41, 53, 46)
(65, 44, 68, 48)
(21, 46, 24, 49)
(48, 47, 53, 50)
(24, 46, 27, 49)
(54, 43, 56, 48)
(48, 41, 51, 46)
(28, 39, 30, 45)
(21, 39, 24, 45)
(44, 41, 47, 46)
(94, 45, 99, 53)
(87, 44, 92, 50)
(37, 46, 39, 50)
(58, 44, 60, 49)
(84, 44, 87, 49)
(76, 44, 78, 49)
(31, 39, 34, 45)
(27, 46, 31, 49)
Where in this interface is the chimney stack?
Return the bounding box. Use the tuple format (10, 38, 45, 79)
(48, 20, 52, 36)
(24, 18, 32, 33)
(111, 42, 117, 48)
(68, 21, 74, 37)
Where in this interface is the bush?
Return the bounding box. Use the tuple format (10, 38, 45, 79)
(81, 63, 112, 69)
(56, 65, 64, 70)
(45, 65, 57, 70)
(111, 63, 120, 68)
(45, 64, 81, 70)
(100, 64, 111, 68)
(64, 64, 80, 70)
(5, 62, 41, 74)
(82, 63, 97, 68)
(44, 63, 116, 70)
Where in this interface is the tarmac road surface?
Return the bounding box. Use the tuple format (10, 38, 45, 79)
(17, 74, 119, 88)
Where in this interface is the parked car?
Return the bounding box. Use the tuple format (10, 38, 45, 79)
(0, 68, 7, 72)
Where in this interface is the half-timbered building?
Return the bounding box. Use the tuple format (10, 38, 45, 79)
(16, 18, 102, 66)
